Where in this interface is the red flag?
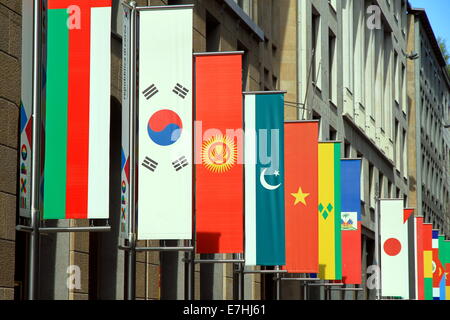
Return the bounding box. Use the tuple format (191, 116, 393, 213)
(195, 53, 244, 253)
(282, 121, 318, 273)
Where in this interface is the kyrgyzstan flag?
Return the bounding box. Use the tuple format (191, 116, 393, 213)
(44, 0, 111, 219)
(195, 53, 244, 254)
(340, 159, 362, 284)
(282, 121, 318, 273)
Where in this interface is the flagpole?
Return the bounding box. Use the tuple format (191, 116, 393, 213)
(375, 187, 381, 300)
(27, 0, 43, 301)
(125, 0, 137, 300)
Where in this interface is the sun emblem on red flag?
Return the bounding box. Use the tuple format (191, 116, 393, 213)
(201, 135, 237, 173)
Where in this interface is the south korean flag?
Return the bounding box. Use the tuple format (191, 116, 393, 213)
(137, 7, 193, 240)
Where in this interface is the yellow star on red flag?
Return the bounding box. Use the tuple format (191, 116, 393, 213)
(291, 187, 310, 206)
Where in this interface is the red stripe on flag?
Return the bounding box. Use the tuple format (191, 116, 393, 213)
(282, 122, 318, 273)
(48, 0, 111, 10)
(65, 2, 92, 219)
(416, 217, 424, 300)
(342, 221, 362, 284)
(195, 54, 243, 254)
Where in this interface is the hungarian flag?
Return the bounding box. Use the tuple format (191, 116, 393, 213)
(137, 7, 193, 240)
(432, 230, 445, 300)
(318, 142, 342, 280)
(415, 217, 424, 300)
(340, 159, 362, 284)
(195, 53, 243, 254)
(282, 121, 318, 273)
(244, 92, 285, 266)
(423, 223, 433, 300)
(380, 200, 412, 299)
(44, 0, 111, 219)
(438, 235, 450, 300)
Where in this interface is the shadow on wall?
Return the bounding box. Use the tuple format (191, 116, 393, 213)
(88, 95, 122, 299)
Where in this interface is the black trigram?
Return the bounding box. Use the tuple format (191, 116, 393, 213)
(172, 156, 188, 171)
(172, 83, 189, 99)
(142, 84, 158, 100)
(142, 157, 158, 172)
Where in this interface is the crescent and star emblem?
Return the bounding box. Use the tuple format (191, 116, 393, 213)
(259, 168, 282, 190)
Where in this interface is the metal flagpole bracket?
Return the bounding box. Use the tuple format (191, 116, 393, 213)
(329, 287, 364, 291)
(39, 226, 111, 233)
(307, 283, 345, 287)
(242, 269, 288, 274)
(119, 245, 194, 252)
(278, 277, 322, 281)
(192, 259, 245, 264)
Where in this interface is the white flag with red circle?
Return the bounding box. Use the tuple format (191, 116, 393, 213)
(380, 199, 413, 299)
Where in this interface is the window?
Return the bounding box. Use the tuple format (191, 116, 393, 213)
(312, 9, 322, 90)
(394, 52, 399, 104)
(206, 11, 220, 52)
(329, 30, 337, 105)
(237, 41, 249, 91)
(329, 126, 337, 141)
(402, 129, 407, 178)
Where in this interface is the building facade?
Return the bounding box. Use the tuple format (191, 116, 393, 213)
(406, 8, 450, 237)
(1, 0, 449, 301)
(278, 0, 411, 300)
(0, 0, 282, 300)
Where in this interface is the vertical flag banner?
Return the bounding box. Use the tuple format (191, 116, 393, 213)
(44, 0, 111, 219)
(415, 217, 424, 300)
(380, 199, 411, 299)
(423, 223, 433, 300)
(19, 0, 34, 217)
(282, 121, 318, 272)
(406, 209, 416, 299)
(137, 7, 193, 240)
(318, 142, 341, 280)
(340, 159, 362, 284)
(438, 235, 450, 300)
(244, 93, 286, 266)
(432, 230, 445, 300)
(120, 4, 131, 239)
(195, 53, 243, 253)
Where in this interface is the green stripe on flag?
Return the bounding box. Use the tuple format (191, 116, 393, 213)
(43, 9, 69, 219)
(334, 143, 342, 279)
(424, 278, 433, 300)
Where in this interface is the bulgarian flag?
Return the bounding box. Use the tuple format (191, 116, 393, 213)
(43, 1, 111, 219)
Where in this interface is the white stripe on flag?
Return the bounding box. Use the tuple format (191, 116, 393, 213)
(432, 239, 439, 248)
(137, 8, 193, 240)
(88, 6, 111, 219)
(433, 288, 440, 297)
(244, 94, 257, 266)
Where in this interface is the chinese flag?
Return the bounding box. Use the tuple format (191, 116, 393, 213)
(282, 121, 319, 273)
(194, 53, 244, 253)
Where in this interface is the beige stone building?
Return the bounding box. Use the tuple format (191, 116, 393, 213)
(278, 0, 411, 300)
(406, 7, 450, 236)
(1, 0, 449, 301)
